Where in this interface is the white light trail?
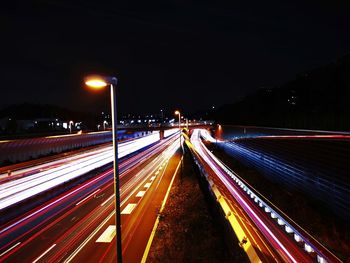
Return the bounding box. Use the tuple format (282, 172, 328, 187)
(191, 129, 298, 263)
(0, 132, 163, 211)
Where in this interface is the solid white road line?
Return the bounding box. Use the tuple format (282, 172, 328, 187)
(32, 244, 56, 263)
(0, 242, 21, 258)
(100, 194, 114, 207)
(75, 189, 101, 206)
(64, 211, 115, 263)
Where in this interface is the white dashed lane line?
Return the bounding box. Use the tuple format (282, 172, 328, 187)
(96, 225, 116, 243)
(121, 203, 137, 214)
(136, 191, 146, 197)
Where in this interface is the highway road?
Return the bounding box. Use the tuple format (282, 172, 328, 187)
(0, 131, 182, 262)
(190, 129, 341, 263)
(0, 131, 168, 211)
(2, 125, 343, 262)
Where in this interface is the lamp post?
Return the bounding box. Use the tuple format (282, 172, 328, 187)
(174, 110, 181, 148)
(69, 120, 74, 134)
(103, 120, 108, 130)
(216, 124, 222, 147)
(160, 109, 163, 126)
(85, 75, 122, 263)
(175, 110, 183, 179)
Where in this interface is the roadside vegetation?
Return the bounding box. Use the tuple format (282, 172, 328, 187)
(148, 149, 248, 262)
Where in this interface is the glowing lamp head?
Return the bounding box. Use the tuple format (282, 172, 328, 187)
(84, 75, 117, 90)
(85, 77, 108, 89)
(174, 110, 180, 115)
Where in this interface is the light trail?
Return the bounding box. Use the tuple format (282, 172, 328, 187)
(31, 135, 180, 262)
(252, 134, 350, 140)
(191, 129, 299, 262)
(0, 131, 178, 211)
(191, 129, 342, 263)
(0, 132, 180, 261)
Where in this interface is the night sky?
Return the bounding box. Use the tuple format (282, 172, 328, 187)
(1, 1, 350, 115)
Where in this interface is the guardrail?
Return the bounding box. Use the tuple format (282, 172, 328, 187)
(186, 139, 261, 262)
(210, 148, 340, 263)
(189, 129, 341, 262)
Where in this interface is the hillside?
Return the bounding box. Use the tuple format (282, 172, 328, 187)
(214, 54, 350, 131)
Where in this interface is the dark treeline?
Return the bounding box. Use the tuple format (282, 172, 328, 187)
(0, 103, 99, 134)
(214, 54, 350, 131)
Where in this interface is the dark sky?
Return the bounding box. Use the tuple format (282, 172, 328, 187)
(1, 1, 350, 115)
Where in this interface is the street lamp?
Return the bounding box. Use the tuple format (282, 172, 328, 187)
(160, 109, 164, 125)
(103, 120, 108, 130)
(85, 75, 122, 263)
(174, 110, 181, 146)
(69, 120, 74, 134)
(175, 110, 183, 179)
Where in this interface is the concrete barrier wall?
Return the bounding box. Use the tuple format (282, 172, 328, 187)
(0, 130, 152, 164)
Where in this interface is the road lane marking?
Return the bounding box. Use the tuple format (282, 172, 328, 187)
(144, 183, 151, 188)
(155, 171, 159, 175)
(141, 156, 182, 263)
(120, 159, 164, 207)
(0, 242, 21, 257)
(64, 211, 114, 263)
(123, 168, 131, 174)
(96, 225, 116, 243)
(75, 189, 101, 206)
(0, 137, 176, 259)
(0, 171, 111, 236)
(101, 194, 114, 206)
(121, 203, 137, 214)
(150, 176, 156, 181)
(32, 244, 56, 263)
(136, 191, 146, 197)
